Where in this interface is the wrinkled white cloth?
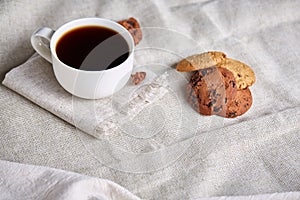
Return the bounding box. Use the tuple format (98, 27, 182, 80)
(1, 160, 300, 200)
(0, 160, 140, 200)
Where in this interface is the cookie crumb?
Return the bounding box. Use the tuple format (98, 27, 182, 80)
(131, 72, 146, 85)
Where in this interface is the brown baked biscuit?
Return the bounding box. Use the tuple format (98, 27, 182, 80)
(187, 67, 237, 115)
(176, 52, 226, 72)
(217, 88, 252, 118)
(118, 17, 142, 45)
(217, 58, 256, 90)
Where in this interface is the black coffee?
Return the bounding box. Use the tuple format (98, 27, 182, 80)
(56, 26, 129, 71)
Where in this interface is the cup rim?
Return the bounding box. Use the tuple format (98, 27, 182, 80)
(50, 17, 135, 74)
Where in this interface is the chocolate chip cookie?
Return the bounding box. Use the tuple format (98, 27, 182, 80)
(187, 67, 237, 115)
(216, 58, 256, 90)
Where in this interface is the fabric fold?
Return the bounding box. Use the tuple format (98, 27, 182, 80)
(0, 160, 141, 200)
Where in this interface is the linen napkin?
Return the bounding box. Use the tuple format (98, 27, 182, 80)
(2, 53, 170, 139)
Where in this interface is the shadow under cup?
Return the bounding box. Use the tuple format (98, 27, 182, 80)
(50, 18, 135, 99)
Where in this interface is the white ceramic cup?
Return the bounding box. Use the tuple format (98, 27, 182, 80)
(31, 18, 135, 99)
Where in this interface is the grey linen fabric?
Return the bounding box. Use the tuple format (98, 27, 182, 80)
(1, 0, 300, 199)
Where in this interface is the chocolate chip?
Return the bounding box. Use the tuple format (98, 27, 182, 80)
(201, 69, 208, 76)
(207, 102, 213, 107)
(209, 89, 216, 97)
(207, 99, 217, 107)
(200, 67, 214, 76)
(213, 106, 222, 113)
(224, 98, 227, 103)
(229, 80, 236, 88)
(228, 112, 237, 117)
(127, 20, 135, 26)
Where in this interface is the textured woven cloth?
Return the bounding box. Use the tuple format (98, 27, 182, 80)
(1, 0, 300, 199)
(3, 53, 171, 139)
(1, 160, 299, 200)
(0, 160, 140, 200)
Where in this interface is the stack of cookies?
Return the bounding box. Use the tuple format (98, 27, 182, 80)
(176, 52, 256, 118)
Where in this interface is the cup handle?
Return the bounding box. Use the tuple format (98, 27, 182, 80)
(31, 27, 55, 63)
